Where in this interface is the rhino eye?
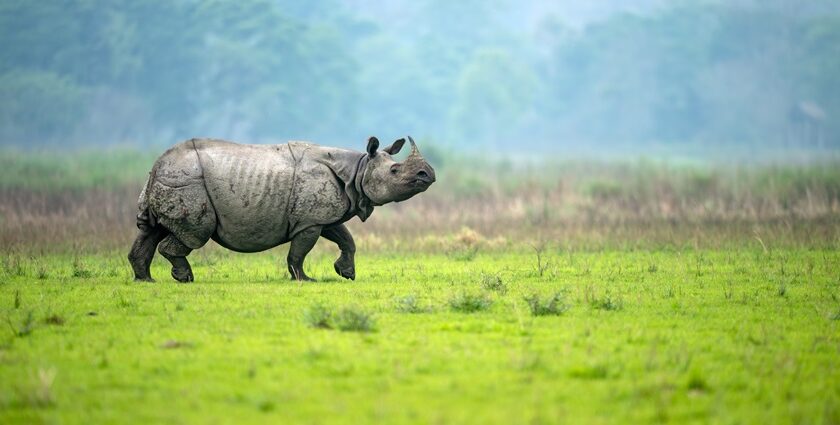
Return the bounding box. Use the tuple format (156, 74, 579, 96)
(390, 164, 400, 174)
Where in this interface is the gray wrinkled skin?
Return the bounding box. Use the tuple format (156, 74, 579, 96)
(128, 136, 435, 282)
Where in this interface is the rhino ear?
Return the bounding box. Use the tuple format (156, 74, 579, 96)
(366, 137, 379, 157)
(382, 138, 405, 155)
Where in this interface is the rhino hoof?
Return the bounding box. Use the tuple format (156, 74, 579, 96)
(291, 276, 317, 282)
(172, 268, 194, 283)
(134, 277, 156, 283)
(334, 263, 355, 280)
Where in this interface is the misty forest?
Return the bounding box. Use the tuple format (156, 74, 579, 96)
(1, 0, 840, 152)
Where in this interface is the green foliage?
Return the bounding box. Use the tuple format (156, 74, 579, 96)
(0, 71, 87, 141)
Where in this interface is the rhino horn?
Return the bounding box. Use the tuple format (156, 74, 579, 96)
(407, 136, 420, 157)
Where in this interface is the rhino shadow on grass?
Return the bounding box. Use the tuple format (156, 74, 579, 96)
(127, 136, 435, 282)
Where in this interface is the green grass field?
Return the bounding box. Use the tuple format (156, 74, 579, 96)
(2, 150, 840, 423)
(1, 248, 839, 424)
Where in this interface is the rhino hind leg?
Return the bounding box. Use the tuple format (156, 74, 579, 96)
(321, 224, 356, 280)
(128, 209, 168, 282)
(159, 235, 194, 283)
(288, 226, 321, 282)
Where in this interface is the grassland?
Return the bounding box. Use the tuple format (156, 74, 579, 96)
(1, 149, 839, 423)
(1, 248, 839, 424)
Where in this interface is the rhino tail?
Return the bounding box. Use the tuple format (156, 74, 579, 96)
(135, 206, 158, 232)
(136, 168, 159, 231)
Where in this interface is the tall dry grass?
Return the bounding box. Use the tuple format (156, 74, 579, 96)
(2, 164, 838, 254)
(2, 149, 839, 253)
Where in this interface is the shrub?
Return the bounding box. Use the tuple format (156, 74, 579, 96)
(480, 273, 507, 295)
(334, 307, 375, 332)
(524, 292, 570, 316)
(395, 294, 428, 313)
(448, 292, 492, 313)
(303, 303, 333, 329)
(304, 304, 375, 332)
(592, 291, 624, 311)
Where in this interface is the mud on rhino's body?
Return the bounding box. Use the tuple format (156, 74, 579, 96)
(128, 137, 435, 282)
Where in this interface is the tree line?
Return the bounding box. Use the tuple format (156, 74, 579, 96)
(0, 0, 838, 150)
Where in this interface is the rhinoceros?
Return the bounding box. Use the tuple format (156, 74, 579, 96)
(128, 136, 435, 282)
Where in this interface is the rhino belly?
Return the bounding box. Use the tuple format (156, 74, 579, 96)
(198, 142, 295, 252)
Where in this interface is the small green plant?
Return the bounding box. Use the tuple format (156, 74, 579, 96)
(777, 280, 787, 297)
(524, 292, 570, 316)
(2, 255, 25, 277)
(72, 259, 93, 278)
(687, 372, 709, 392)
(303, 303, 333, 329)
(395, 294, 428, 313)
(334, 307, 375, 333)
(480, 273, 507, 295)
(116, 294, 132, 308)
(448, 292, 492, 313)
(14, 290, 20, 309)
(532, 242, 551, 277)
(724, 281, 734, 300)
(592, 291, 624, 311)
(7, 310, 35, 337)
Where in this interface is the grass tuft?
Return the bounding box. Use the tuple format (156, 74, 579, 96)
(592, 291, 624, 311)
(303, 303, 333, 329)
(777, 280, 787, 297)
(480, 273, 507, 295)
(395, 294, 429, 314)
(687, 372, 710, 392)
(71, 259, 93, 278)
(7, 310, 35, 337)
(334, 307, 375, 333)
(524, 292, 570, 316)
(448, 292, 493, 313)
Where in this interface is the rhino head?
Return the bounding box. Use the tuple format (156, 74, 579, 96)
(362, 136, 436, 205)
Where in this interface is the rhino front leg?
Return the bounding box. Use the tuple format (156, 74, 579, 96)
(288, 226, 321, 282)
(321, 224, 355, 280)
(158, 235, 194, 283)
